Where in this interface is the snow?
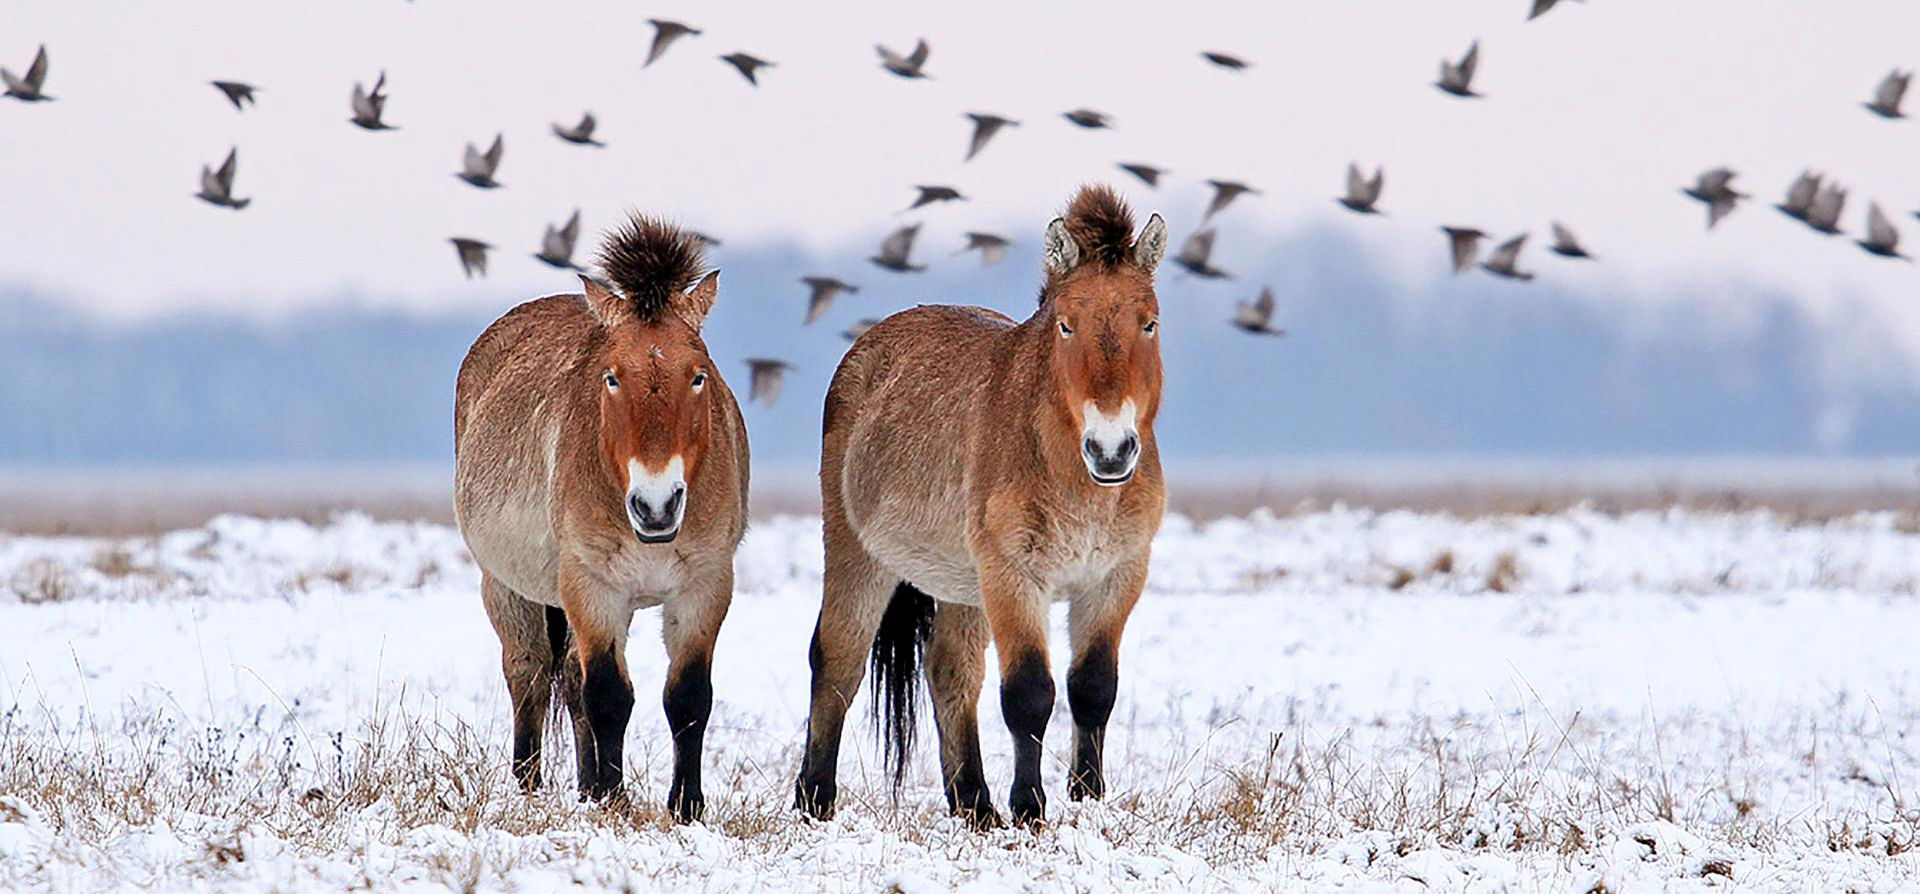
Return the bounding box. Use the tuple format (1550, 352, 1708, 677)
(3, 507, 1920, 891)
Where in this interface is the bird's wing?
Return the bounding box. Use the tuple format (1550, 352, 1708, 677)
(1178, 229, 1214, 265)
(483, 135, 504, 171)
(1550, 221, 1577, 249)
(463, 142, 485, 173)
(1255, 287, 1276, 317)
(1446, 230, 1479, 272)
(1459, 41, 1479, 81)
(1365, 167, 1385, 202)
(1867, 203, 1897, 245)
(1876, 71, 1906, 107)
(351, 82, 372, 117)
(1699, 168, 1734, 193)
(25, 45, 46, 89)
(806, 288, 833, 324)
(1345, 163, 1365, 199)
(1528, 0, 1558, 20)
(1786, 172, 1819, 210)
(578, 112, 596, 135)
(559, 210, 580, 247)
(906, 39, 930, 68)
(1490, 235, 1525, 267)
(200, 164, 222, 196)
(880, 225, 918, 261)
(216, 148, 238, 187)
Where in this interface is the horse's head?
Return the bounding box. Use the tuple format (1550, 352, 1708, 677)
(1039, 186, 1168, 487)
(581, 218, 721, 543)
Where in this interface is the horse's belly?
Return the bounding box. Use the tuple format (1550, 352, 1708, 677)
(857, 523, 980, 606)
(455, 472, 560, 606)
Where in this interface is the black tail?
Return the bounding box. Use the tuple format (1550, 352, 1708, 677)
(870, 582, 935, 792)
(544, 605, 574, 761)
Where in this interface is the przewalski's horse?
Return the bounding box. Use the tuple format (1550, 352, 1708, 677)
(796, 185, 1169, 827)
(453, 215, 748, 822)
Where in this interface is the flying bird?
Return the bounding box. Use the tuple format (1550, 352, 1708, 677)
(877, 39, 931, 79)
(1436, 40, 1481, 97)
(958, 232, 1011, 267)
(1548, 222, 1592, 259)
(1857, 203, 1907, 259)
(1441, 226, 1488, 274)
(350, 71, 395, 130)
(1338, 163, 1385, 214)
(744, 359, 793, 407)
(211, 80, 258, 111)
(1117, 162, 1167, 188)
(1, 44, 51, 102)
(450, 238, 493, 279)
(1174, 229, 1230, 279)
(195, 147, 250, 210)
(1481, 234, 1535, 281)
(1063, 109, 1113, 129)
(552, 112, 605, 147)
(720, 53, 773, 86)
(801, 276, 859, 324)
(534, 210, 583, 270)
(963, 113, 1018, 161)
(1202, 180, 1260, 223)
(1775, 170, 1820, 222)
(1527, 0, 1577, 21)
(1232, 287, 1285, 336)
(645, 19, 701, 67)
(457, 134, 505, 189)
(843, 319, 880, 342)
(870, 224, 926, 272)
(1865, 69, 1911, 119)
(1201, 51, 1249, 71)
(1806, 181, 1847, 235)
(1682, 168, 1746, 229)
(688, 231, 724, 249)
(906, 185, 964, 211)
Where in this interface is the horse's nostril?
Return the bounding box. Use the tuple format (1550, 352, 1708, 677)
(1119, 434, 1139, 459)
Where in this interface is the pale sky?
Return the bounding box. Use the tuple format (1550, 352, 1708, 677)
(5, 1, 1919, 365)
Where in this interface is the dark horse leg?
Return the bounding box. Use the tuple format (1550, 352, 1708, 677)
(480, 574, 555, 791)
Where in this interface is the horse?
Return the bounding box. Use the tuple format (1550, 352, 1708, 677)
(795, 184, 1169, 828)
(453, 214, 748, 822)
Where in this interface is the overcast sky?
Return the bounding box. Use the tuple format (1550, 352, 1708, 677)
(5, 1, 1919, 366)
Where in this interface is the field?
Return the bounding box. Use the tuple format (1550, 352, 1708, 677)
(5, 502, 1920, 891)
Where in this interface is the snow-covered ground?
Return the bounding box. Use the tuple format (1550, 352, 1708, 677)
(4, 507, 1920, 891)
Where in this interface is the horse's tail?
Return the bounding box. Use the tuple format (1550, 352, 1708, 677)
(545, 605, 574, 760)
(870, 581, 935, 792)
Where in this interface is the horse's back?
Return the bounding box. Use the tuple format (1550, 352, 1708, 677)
(823, 304, 1015, 603)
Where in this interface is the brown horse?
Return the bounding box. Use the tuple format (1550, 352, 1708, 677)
(796, 185, 1169, 827)
(453, 215, 748, 822)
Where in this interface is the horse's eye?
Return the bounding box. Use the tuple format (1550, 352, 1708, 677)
(691, 372, 707, 389)
(1143, 319, 1159, 336)
(1058, 319, 1074, 338)
(603, 371, 619, 390)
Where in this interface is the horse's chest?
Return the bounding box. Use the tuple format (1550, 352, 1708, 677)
(598, 546, 684, 609)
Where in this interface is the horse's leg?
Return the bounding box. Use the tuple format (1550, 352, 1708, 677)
(1066, 557, 1147, 801)
(794, 516, 895, 819)
(660, 569, 733, 823)
(561, 562, 638, 803)
(925, 602, 1000, 828)
(978, 559, 1054, 827)
(481, 573, 553, 791)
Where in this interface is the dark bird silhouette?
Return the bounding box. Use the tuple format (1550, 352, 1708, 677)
(1548, 222, 1593, 259)
(958, 232, 1011, 267)
(350, 71, 395, 130)
(1202, 180, 1260, 223)
(744, 359, 793, 407)
(211, 80, 258, 111)
(195, 147, 250, 210)
(1338, 163, 1385, 214)
(1775, 170, 1820, 222)
(1117, 162, 1167, 188)
(801, 276, 859, 324)
(877, 39, 931, 79)
(645, 19, 701, 67)
(1806, 181, 1847, 235)
(1441, 226, 1487, 274)
(1682, 167, 1746, 229)
(843, 319, 880, 342)
(1063, 108, 1113, 129)
(720, 53, 773, 86)
(906, 185, 964, 211)
(1527, 0, 1578, 21)
(870, 224, 925, 272)
(964, 113, 1018, 161)
(1201, 51, 1249, 71)
(1481, 234, 1535, 280)
(450, 238, 492, 279)
(689, 231, 723, 249)
(456, 134, 504, 189)
(1, 44, 51, 102)
(1436, 40, 1481, 97)
(534, 210, 583, 270)
(552, 112, 605, 147)
(1857, 203, 1907, 259)
(1174, 229, 1230, 279)
(1232, 287, 1285, 336)
(1865, 69, 1911, 119)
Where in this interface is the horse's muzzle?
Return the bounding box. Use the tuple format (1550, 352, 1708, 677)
(628, 485, 686, 543)
(1082, 433, 1139, 487)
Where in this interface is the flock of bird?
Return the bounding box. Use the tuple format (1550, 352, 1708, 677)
(5, 3, 1916, 406)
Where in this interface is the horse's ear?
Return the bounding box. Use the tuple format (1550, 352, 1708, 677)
(679, 270, 720, 329)
(580, 275, 629, 325)
(1133, 214, 1168, 273)
(1043, 217, 1080, 276)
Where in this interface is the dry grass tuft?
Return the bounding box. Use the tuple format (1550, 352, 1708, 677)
(1485, 552, 1521, 593)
